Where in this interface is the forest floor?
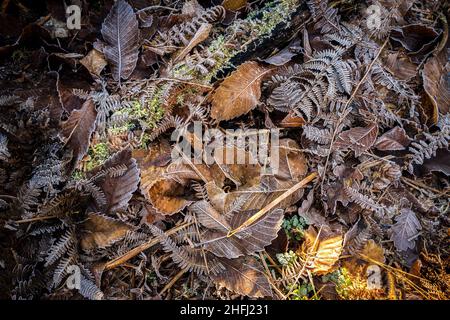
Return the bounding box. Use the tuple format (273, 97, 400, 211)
(0, 0, 449, 300)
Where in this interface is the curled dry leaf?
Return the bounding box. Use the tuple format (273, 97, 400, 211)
(81, 213, 132, 251)
(101, 0, 140, 82)
(278, 112, 306, 128)
(391, 24, 441, 59)
(422, 49, 450, 117)
(210, 256, 272, 298)
(174, 23, 212, 62)
(300, 226, 343, 275)
(334, 123, 379, 157)
(374, 126, 410, 151)
(61, 99, 97, 166)
(211, 61, 272, 121)
(80, 49, 108, 77)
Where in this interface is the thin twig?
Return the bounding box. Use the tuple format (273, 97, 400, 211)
(105, 222, 191, 271)
(159, 268, 187, 296)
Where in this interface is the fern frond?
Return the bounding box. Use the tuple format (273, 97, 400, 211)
(344, 186, 384, 215)
(303, 125, 332, 144)
(45, 228, 75, 267)
(148, 224, 224, 275)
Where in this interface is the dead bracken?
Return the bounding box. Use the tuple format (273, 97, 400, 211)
(0, 0, 448, 300)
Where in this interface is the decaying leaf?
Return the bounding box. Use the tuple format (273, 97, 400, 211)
(211, 256, 273, 298)
(300, 226, 343, 275)
(61, 99, 97, 166)
(359, 240, 385, 264)
(101, 0, 140, 82)
(422, 49, 450, 117)
(391, 208, 422, 252)
(80, 49, 108, 77)
(383, 52, 417, 81)
(201, 208, 284, 258)
(148, 178, 192, 215)
(174, 23, 212, 62)
(374, 126, 410, 151)
(211, 61, 272, 121)
(335, 124, 379, 156)
(222, 0, 248, 11)
(81, 213, 132, 250)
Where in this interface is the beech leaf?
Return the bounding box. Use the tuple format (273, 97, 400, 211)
(90, 148, 140, 214)
(101, 0, 140, 82)
(81, 213, 132, 251)
(374, 126, 410, 151)
(300, 226, 343, 275)
(422, 50, 450, 118)
(211, 61, 272, 121)
(61, 99, 97, 166)
(335, 124, 378, 156)
(211, 256, 272, 298)
(390, 208, 422, 252)
(202, 208, 284, 259)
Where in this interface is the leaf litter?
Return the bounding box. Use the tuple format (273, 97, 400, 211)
(0, 0, 448, 300)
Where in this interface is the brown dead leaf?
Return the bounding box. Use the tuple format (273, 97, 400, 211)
(211, 61, 272, 121)
(174, 23, 212, 62)
(335, 123, 379, 157)
(278, 112, 306, 128)
(80, 49, 108, 77)
(383, 52, 417, 81)
(89, 147, 140, 214)
(222, 0, 247, 11)
(148, 178, 192, 215)
(61, 99, 97, 167)
(300, 226, 343, 275)
(374, 126, 410, 151)
(274, 139, 308, 181)
(81, 213, 132, 251)
(211, 256, 272, 298)
(422, 49, 450, 118)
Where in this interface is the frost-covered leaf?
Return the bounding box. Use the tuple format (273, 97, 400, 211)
(89, 147, 140, 214)
(374, 126, 410, 151)
(300, 226, 343, 275)
(61, 99, 97, 166)
(202, 208, 284, 259)
(211, 61, 272, 121)
(210, 256, 272, 298)
(80, 213, 132, 251)
(335, 124, 378, 156)
(390, 208, 421, 252)
(101, 0, 140, 82)
(422, 49, 450, 119)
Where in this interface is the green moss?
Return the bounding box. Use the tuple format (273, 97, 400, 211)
(171, 0, 300, 82)
(110, 96, 165, 135)
(85, 142, 110, 171)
